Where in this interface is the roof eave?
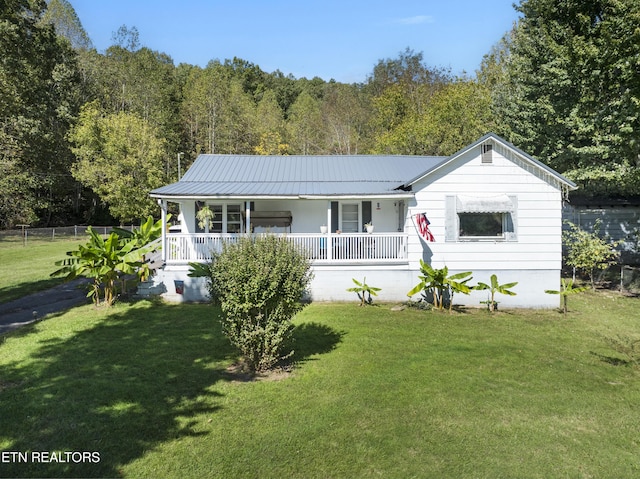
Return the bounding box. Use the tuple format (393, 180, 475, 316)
(151, 192, 415, 201)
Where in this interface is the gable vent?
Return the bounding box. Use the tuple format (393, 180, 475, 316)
(481, 144, 493, 164)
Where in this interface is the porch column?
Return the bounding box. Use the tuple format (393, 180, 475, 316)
(245, 201, 251, 234)
(326, 200, 332, 260)
(159, 199, 167, 264)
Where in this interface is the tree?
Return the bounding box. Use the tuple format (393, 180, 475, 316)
(563, 220, 619, 288)
(254, 90, 288, 155)
(366, 47, 450, 99)
(322, 82, 371, 154)
(41, 0, 93, 50)
(491, 0, 640, 194)
(373, 79, 493, 155)
(69, 102, 166, 222)
(366, 48, 489, 155)
(0, 0, 83, 227)
(287, 91, 324, 154)
(181, 62, 257, 155)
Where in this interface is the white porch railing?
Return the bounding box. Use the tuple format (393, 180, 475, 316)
(165, 233, 408, 264)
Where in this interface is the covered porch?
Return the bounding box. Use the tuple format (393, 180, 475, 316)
(157, 197, 411, 265)
(164, 232, 409, 264)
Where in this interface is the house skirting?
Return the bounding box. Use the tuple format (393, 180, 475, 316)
(144, 264, 560, 309)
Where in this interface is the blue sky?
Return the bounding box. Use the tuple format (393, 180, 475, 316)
(70, 0, 521, 83)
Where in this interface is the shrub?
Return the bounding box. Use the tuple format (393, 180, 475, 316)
(209, 235, 313, 372)
(563, 220, 619, 288)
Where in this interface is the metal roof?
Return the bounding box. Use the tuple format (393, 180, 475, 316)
(151, 154, 447, 198)
(150, 134, 577, 199)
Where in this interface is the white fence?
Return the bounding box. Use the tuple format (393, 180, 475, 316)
(166, 233, 408, 264)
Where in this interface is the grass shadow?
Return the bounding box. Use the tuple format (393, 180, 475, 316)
(0, 278, 63, 305)
(590, 351, 633, 367)
(0, 302, 235, 478)
(290, 321, 345, 365)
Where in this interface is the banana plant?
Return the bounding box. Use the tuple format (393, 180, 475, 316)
(52, 224, 159, 307)
(113, 215, 168, 281)
(545, 278, 588, 314)
(112, 215, 168, 247)
(407, 260, 472, 311)
(474, 274, 518, 312)
(347, 277, 381, 306)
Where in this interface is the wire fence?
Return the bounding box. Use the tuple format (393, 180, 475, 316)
(585, 264, 640, 294)
(0, 225, 135, 243)
(621, 265, 640, 293)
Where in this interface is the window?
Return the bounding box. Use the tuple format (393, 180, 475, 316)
(226, 204, 242, 233)
(459, 213, 507, 238)
(341, 203, 359, 232)
(195, 203, 241, 233)
(445, 195, 518, 242)
(210, 205, 223, 233)
(330, 201, 372, 233)
(481, 144, 493, 164)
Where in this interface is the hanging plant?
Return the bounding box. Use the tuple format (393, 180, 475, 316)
(196, 205, 214, 231)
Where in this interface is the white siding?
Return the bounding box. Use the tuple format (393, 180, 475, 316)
(155, 264, 560, 308)
(405, 143, 564, 303)
(177, 198, 402, 234)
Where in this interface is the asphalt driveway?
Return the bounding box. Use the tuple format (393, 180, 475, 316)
(0, 278, 90, 335)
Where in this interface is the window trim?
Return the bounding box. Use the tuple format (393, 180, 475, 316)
(195, 202, 243, 234)
(445, 195, 518, 242)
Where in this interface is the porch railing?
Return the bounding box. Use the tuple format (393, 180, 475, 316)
(165, 233, 408, 264)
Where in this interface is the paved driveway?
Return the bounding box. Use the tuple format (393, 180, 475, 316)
(0, 279, 90, 335)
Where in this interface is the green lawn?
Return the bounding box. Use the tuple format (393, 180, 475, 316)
(0, 237, 82, 303)
(1, 294, 639, 478)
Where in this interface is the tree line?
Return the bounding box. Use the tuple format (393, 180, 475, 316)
(2, 0, 638, 228)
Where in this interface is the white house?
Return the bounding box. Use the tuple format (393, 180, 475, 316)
(148, 133, 577, 308)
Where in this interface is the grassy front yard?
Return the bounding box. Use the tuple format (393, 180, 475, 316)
(0, 237, 83, 304)
(1, 295, 639, 478)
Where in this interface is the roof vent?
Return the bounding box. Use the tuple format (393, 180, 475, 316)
(481, 144, 493, 164)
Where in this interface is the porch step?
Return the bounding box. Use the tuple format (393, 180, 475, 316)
(136, 279, 166, 298)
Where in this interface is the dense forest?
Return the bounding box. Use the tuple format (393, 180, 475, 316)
(1, 0, 639, 228)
